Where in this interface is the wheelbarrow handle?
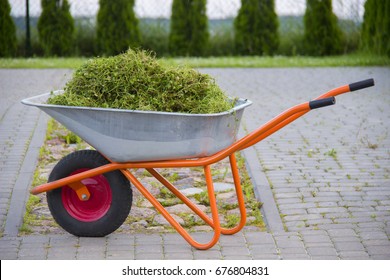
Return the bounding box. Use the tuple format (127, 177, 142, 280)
(349, 78, 375, 92)
(309, 97, 336, 109)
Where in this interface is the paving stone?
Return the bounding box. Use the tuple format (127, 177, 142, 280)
(21, 235, 50, 244)
(165, 203, 206, 215)
(281, 254, 310, 260)
(306, 246, 338, 256)
(153, 214, 185, 226)
(47, 251, 77, 260)
(78, 237, 107, 246)
(284, 214, 323, 222)
(362, 239, 390, 246)
(0, 238, 20, 249)
(273, 232, 302, 239)
(366, 245, 390, 256)
(180, 188, 204, 196)
(134, 234, 163, 247)
(279, 203, 317, 211)
(106, 251, 135, 260)
(311, 255, 340, 260)
(162, 233, 189, 246)
(359, 231, 389, 240)
(248, 244, 278, 255)
(138, 251, 166, 259)
(332, 236, 361, 243)
(224, 255, 252, 260)
(216, 191, 236, 200)
(193, 250, 222, 260)
(136, 244, 164, 254)
(18, 248, 47, 259)
(221, 245, 250, 256)
(163, 243, 193, 253)
(280, 209, 308, 215)
(279, 247, 307, 255)
(327, 228, 357, 237)
(49, 236, 79, 246)
(370, 255, 390, 260)
(129, 206, 157, 219)
(305, 242, 335, 249)
(318, 223, 357, 230)
(244, 232, 275, 245)
(334, 241, 366, 252)
(300, 234, 332, 243)
(276, 240, 305, 248)
(164, 252, 194, 259)
(339, 251, 370, 259)
(252, 253, 280, 260)
(218, 233, 247, 247)
(274, 192, 302, 199)
(0, 251, 18, 259)
(307, 207, 348, 214)
(213, 182, 235, 192)
(107, 235, 136, 246)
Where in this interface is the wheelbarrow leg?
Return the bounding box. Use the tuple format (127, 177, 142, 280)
(121, 167, 221, 250)
(146, 153, 247, 236)
(220, 154, 247, 235)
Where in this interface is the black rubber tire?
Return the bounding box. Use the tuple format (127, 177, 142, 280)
(47, 150, 132, 237)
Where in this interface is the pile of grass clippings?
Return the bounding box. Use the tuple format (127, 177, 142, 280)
(47, 49, 233, 114)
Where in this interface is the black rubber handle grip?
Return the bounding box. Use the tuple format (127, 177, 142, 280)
(349, 78, 375, 91)
(309, 97, 336, 109)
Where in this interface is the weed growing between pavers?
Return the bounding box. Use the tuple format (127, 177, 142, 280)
(47, 49, 234, 114)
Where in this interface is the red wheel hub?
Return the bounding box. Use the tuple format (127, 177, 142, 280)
(61, 169, 112, 222)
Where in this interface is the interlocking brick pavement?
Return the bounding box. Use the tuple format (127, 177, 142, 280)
(0, 68, 389, 260)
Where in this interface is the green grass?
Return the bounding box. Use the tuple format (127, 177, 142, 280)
(0, 53, 388, 69)
(164, 53, 390, 68)
(0, 57, 87, 69)
(46, 49, 233, 114)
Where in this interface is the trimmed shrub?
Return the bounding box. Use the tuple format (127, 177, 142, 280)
(169, 0, 209, 56)
(97, 0, 140, 56)
(37, 0, 75, 56)
(0, 0, 17, 57)
(140, 19, 170, 57)
(361, 0, 390, 56)
(234, 0, 279, 56)
(303, 0, 343, 56)
(74, 19, 98, 57)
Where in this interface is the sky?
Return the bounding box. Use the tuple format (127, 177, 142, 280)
(9, 0, 366, 20)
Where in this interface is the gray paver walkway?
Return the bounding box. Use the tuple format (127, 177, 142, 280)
(206, 67, 390, 260)
(0, 69, 72, 236)
(0, 68, 389, 260)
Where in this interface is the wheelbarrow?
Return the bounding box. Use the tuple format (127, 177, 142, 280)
(22, 78, 374, 250)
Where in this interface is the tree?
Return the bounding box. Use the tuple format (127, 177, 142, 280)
(234, 0, 279, 56)
(169, 0, 209, 56)
(0, 0, 17, 57)
(303, 0, 343, 56)
(97, 0, 140, 56)
(38, 0, 74, 56)
(361, 0, 390, 56)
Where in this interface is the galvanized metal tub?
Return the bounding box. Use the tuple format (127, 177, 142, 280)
(22, 91, 252, 162)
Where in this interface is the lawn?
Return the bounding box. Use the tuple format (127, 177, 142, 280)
(0, 53, 388, 69)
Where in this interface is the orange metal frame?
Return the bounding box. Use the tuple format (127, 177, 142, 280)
(30, 83, 353, 250)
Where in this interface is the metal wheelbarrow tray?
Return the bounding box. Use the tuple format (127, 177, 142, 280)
(22, 91, 252, 162)
(22, 79, 375, 250)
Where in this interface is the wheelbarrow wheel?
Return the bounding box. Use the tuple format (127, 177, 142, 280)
(47, 150, 132, 237)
